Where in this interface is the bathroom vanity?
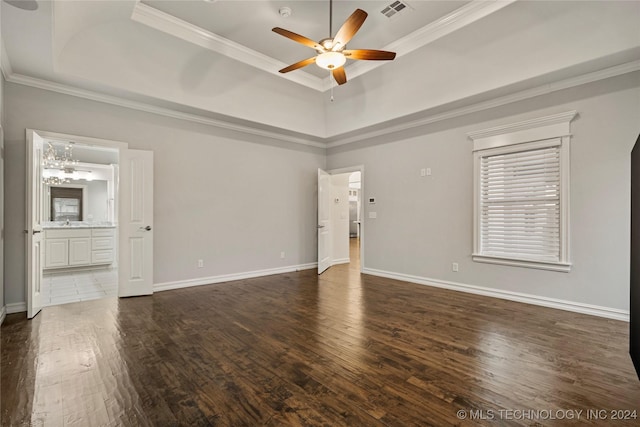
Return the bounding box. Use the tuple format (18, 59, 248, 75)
(43, 223, 116, 269)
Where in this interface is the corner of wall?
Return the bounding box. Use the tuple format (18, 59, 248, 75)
(5, 302, 25, 314)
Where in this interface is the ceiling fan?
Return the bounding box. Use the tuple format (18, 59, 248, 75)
(272, 0, 396, 85)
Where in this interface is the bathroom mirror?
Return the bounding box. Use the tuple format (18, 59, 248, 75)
(43, 161, 116, 223)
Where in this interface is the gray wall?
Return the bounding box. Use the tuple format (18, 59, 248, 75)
(4, 72, 639, 313)
(4, 82, 325, 305)
(327, 72, 640, 312)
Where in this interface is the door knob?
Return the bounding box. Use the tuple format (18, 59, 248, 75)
(317, 225, 325, 229)
(139, 225, 152, 231)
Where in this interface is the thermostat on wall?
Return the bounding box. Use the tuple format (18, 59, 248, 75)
(368, 197, 376, 204)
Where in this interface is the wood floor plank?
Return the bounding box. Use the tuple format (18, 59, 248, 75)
(2, 242, 639, 425)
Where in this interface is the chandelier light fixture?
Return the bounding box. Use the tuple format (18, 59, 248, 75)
(42, 142, 79, 185)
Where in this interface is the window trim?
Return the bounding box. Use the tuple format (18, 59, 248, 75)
(469, 111, 577, 272)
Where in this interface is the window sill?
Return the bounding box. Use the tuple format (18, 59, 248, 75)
(472, 254, 571, 272)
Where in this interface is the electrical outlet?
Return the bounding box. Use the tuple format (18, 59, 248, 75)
(197, 259, 204, 268)
(452, 262, 459, 272)
(280, 252, 285, 259)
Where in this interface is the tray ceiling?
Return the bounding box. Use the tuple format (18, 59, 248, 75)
(141, 0, 469, 79)
(2, 0, 639, 141)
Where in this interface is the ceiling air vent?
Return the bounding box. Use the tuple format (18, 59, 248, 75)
(380, 1, 409, 18)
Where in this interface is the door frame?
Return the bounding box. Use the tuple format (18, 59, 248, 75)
(328, 165, 365, 273)
(26, 129, 128, 313)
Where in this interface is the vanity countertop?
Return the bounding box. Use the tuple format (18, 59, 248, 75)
(43, 222, 116, 229)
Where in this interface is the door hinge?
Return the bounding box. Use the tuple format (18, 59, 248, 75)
(0, 147, 4, 160)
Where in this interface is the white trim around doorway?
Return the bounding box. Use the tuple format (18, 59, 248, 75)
(26, 129, 128, 314)
(328, 165, 365, 273)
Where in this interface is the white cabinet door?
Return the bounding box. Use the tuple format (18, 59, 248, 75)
(69, 238, 91, 266)
(45, 238, 69, 268)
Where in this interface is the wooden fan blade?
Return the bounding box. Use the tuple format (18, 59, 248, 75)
(272, 27, 322, 50)
(279, 57, 317, 73)
(332, 9, 368, 51)
(332, 67, 347, 85)
(343, 49, 396, 61)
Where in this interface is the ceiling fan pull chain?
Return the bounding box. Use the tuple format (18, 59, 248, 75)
(330, 71, 335, 102)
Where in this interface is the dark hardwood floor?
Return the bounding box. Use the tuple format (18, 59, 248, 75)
(2, 239, 639, 426)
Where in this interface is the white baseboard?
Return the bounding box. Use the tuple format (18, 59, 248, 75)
(154, 262, 318, 292)
(0, 305, 6, 325)
(362, 268, 630, 322)
(6, 302, 27, 314)
(332, 258, 350, 266)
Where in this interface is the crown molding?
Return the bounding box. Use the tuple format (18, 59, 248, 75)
(0, 37, 13, 81)
(322, 0, 518, 89)
(130, 2, 325, 92)
(6, 73, 326, 149)
(6, 60, 638, 152)
(326, 60, 640, 148)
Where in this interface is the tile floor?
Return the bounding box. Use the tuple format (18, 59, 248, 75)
(41, 268, 118, 306)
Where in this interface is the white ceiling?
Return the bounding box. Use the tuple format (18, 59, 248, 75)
(2, 0, 639, 143)
(142, 0, 469, 78)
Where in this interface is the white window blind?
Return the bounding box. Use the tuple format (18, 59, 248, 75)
(479, 142, 561, 262)
(470, 111, 575, 272)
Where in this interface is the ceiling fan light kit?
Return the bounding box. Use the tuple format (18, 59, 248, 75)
(272, 1, 396, 86)
(316, 51, 346, 70)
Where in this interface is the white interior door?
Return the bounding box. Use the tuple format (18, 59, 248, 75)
(26, 131, 44, 318)
(118, 149, 154, 297)
(318, 168, 332, 274)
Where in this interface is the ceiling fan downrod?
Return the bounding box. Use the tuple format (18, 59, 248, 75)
(329, 0, 333, 37)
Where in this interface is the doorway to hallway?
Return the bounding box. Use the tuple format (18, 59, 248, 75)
(317, 166, 364, 275)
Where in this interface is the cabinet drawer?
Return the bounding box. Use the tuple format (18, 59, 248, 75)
(92, 228, 115, 237)
(92, 237, 114, 250)
(45, 228, 91, 239)
(92, 250, 114, 264)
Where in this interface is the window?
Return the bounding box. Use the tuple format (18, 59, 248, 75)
(469, 111, 576, 272)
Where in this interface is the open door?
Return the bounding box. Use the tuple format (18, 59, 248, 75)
(118, 149, 154, 297)
(26, 131, 44, 318)
(631, 133, 640, 379)
(318, 168, 332, 274)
